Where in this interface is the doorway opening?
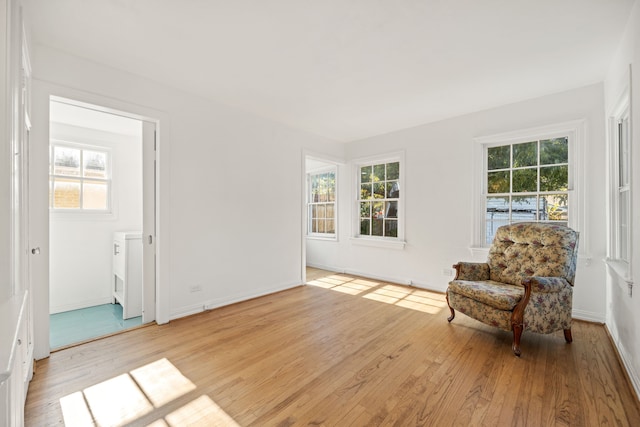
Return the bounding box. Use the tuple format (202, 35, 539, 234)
(303, 154, 340, 283)
(48, 99, 154, 349)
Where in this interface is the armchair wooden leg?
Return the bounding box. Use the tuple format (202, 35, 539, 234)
(445, 292, 455, 322)
(564, 328, 573, 343)
(447, 307, 455, 322)
(512, 324, 523, 357)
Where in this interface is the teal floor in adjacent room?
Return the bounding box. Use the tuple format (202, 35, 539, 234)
(50, 303, 142, 349)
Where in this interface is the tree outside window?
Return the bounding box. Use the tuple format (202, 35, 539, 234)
(358, 161, 400, 238)
(485, 137, 569, 244)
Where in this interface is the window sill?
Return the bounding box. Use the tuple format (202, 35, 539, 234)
(604, 258, 633, 284)
(50, 211, 115, 221)
(468, 246, 490, 258)
(306, 234, 337, 242)
(350, 237, 406, 250)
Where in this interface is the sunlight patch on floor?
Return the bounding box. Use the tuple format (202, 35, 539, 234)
(162, 395, 240, 426)
(60, 358, 238, 427)
(82, 373, 154, 426)
(307, 273, 447, 314)
(131, 358, 197, 408)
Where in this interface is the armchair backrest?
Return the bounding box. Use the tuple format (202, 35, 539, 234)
(487, 222, 579, 286)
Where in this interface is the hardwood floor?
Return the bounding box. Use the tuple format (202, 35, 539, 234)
(25, 269, 640, 426)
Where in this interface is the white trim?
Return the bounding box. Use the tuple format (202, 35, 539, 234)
(306, 163, 336, 175)
(302, 151, 345, 283)
(606, 324, 640, 401)
(49, 297, 113, 314)
(472, 120, 587, 256)
(351, 150, 405, 244)
(349, 236, 406, 250)
(307, 235, 338, 242)
(49, 140, 113, 214)
(305, 262, 344, 273)
(342, 269, 412, 286)
(606, 72, 633, 286)
(306, 263, 445, 293)
(170, 280, 301, 320)
(303, 150, 346, 167)
(572, 309, 605, 323)
(30, 80, 171, 360)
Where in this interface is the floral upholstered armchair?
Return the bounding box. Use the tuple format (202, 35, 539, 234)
(446, 222, 579, 356)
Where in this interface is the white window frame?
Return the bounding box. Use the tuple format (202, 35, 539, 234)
(49, 140, 113, 213)
(351, 151, 405, 250)
(307, 165, 338, 240)
(606, 83, 633, 285)
(472, 121, 586, 256)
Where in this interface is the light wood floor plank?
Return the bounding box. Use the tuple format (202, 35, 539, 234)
(25, 270, 640, 426)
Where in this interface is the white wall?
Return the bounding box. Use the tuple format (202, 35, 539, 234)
(603, 1, 640, 397)
(0, 0, 10, 302)
(49, 122, 142, 313)
(29, 44, 345, 354)
(308, 83, 607, 322)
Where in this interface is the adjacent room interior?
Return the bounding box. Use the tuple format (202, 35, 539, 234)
(48, 100, 145, 349)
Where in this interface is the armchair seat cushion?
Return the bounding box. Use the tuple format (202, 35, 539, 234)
(448, 280, 523, 311)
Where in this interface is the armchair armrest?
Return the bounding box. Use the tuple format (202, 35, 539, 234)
(523, 276, 571, 293)
(453, 262, 490, 281)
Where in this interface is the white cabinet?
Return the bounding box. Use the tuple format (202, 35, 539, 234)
(112, 232, 143, 319)
(0, 291, 31, 427)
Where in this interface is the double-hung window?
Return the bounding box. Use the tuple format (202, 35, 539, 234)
(355, 154, 403, 243)
(607, 85, 631, 283)
(49, 142, 111, 211)
(615, 112, 631, 263)
(308, 168, 337, 237)
(475, 122, 583, 247)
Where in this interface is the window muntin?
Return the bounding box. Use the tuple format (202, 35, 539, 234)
(49, 142, 111, 211)
(358, 161, 400, 238)
(616, 114, 631, 262)
(485, 137, 569, 244)
(308, 170, 336, 236)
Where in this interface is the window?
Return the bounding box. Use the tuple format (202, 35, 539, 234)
(49, 142, 111, 211)
(484, 137, 569, 244)
(357, 158, 401, 239)
(608, 88, 631, 272)
(474, 121, 584, 250)
(616, 113, 631, 263)
(308, 168, 336, 237)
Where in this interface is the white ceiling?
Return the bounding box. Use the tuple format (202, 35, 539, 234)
(24, 0, 636, 142)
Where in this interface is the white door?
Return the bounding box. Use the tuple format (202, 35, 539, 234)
(142, 121, 156, 323)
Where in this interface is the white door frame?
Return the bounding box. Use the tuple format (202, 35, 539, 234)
(30, 81, 170, 359)
(301, 150, 344, 282)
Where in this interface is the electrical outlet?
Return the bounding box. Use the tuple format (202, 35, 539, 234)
(189, 284, 202, 293)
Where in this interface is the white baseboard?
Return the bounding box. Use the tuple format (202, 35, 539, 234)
(306, 263, 449, 292)
(169, 280, 302, 320)
(307, 263, 411, 285)
(341, 268, 412, 286)
(305, 262, 345, 274)
(605, 324, 640, 401)
(409, 279, 448, 293)
(50, 296, 113, 314)
(572, 309, 605, 323)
